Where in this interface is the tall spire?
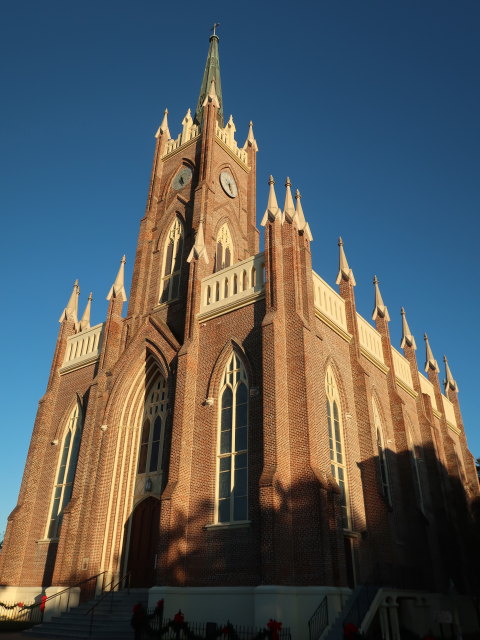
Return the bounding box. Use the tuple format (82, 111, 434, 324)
(195, 28, 223, 127)
(106, 255, 127, 302)
(443, 355, 458, 392)
(424, 333, 439, 373)
(59, 279, 80, 324)
(79, 293, 93, 331)
(400, 307, 417, 350)
(335, 237, 356, 286)
(372, 275, 390, 321)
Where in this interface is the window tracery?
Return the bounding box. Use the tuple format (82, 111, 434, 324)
(160, 216, 184, 303)
(215, 224, 233, 272)
(216, 352, 248, 523)
(326, 367, 350, 528)
(137, 373, 168, 475)
(373, 398, 391, 504)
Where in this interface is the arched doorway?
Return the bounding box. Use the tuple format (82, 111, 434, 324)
(127, 497, 160, 587)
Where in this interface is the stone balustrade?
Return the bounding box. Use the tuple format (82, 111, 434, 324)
(61, 323, 104, 372)
(215, 122, 248, 165)
(199, 253, 265, 317)
(357, 314, 385, 366)
(391, 347, 414, 390)
(162, 125, 200, 158)
(312, 272, 348, 334)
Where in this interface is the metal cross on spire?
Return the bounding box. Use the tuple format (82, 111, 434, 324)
(211, 22, 220, 36)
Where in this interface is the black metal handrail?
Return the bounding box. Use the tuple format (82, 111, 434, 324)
(27, 571, 107, 614)
(308, 595, 328, 640)
(85, 571, 130, 636)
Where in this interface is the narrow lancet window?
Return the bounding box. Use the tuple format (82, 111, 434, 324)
(214, 224, 234, 272)
(217, 353, 248, 523)
(373, 399, 391, 504)
(160, 217, 184, 303)
(47, 403, 82, 538)
(326, 367, 350, 528)
(137, 373, 168, 476)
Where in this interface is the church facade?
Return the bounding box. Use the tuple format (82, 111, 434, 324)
(1, 34, 479, 638)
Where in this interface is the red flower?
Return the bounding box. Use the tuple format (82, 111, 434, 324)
(17, 602, 24, 608)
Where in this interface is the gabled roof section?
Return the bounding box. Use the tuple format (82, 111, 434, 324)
(194, 33, 223, 127)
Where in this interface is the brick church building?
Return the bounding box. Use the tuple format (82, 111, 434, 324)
(1, 32, 479, 638)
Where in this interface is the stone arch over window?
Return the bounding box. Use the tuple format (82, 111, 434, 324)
(372, 397, 391, 504)
(137, 369, 169, 477)
(47, 400, 83, 539)
(160, 216, 184, 303)
(325, 366, 350, 528)
(215, 223, 234, 272)
(216, 352, 249, 523)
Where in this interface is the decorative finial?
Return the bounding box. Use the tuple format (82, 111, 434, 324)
(187, 219, 209, 264)
(155, 108, 170, 139)
(211, 22, 220, 37)
(59, 279, 80, 325)
(443, 355, 458, 393)
(260, 175, 281, 226)
(424, 333, 439, 373)
(336, 237, 356, 286)
(400, 307, 417, 350)
(243, 121, 258, 151)
(106, 255, 127, 302)
(294, 189, 313, 240)
(202, 78, 220, 108)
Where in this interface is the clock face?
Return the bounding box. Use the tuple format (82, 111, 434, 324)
(172, 167, 193, 190)
(219, 171, 238, 198)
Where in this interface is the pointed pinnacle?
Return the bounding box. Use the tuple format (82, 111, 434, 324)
(400, 307, 417, 350)
(79, 292, 93, 332)
(106, 255, 127, 302)
(443, 355, 458, 392)
(260, 175, 281, 226)
(372, 275, 390, 322)
(336, 237, 356, 286)
(244, 121, 258, 151)
(424, 333, 439, 373)
(203, 78, 220, 108)
(59, 279, 80, 324)
(155, 108, 170, 139)
(283, 177, 296, 224)
(294, 189, 307, 231)
(187, 218, 209, 264)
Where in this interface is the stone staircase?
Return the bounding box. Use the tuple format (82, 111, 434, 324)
(320, 585, 379, 640)
(24, 588, 149, 639)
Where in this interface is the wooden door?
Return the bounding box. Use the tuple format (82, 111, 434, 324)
(127, 497, 160, 587)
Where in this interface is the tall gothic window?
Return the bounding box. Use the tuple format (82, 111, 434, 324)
(137, 373, 168, 475)
(216, 353, 248, 523)
(47, 403, 82, 538)
(408, 430, 425, 513)
(160, 217, 184, 303)
(372, 398, 391, 504)
(326, 367, 350, 528)
(215, 224, 233, 272)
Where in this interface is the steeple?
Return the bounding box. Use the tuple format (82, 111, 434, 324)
(79, 292, 93, 331)
(443, 355, 458, 393)
(372, 275, 390, 321)
(195, 28, 223, 127)
(335, 237, 356, 285)
(106, 255, 127, 302)
(424, 333, 439, 373)
(59, 279, 80, 325)
(400, 307, 417, 350)
(260, 176, 281, 226)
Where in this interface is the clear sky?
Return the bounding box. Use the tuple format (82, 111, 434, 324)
(1, 0, 479, 536)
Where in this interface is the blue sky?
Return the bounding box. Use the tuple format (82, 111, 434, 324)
(1, 0, 479, 535)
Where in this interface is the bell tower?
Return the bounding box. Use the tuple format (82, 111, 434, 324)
(126, 31, 259, 342)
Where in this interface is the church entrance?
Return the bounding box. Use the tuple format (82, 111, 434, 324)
(127, 496, 160, 587)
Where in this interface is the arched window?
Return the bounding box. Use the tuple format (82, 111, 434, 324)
(137, 373, 168, 475)
(47, 402, 82, 538)
(373, 398, 391, 504)
(215, 224, 234, 272)
(216, 353, 248, 523)
(160, 217, 184, 303)
(325, 367, 350, 528)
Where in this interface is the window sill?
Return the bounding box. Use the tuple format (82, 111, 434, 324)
(204, 520, 251, 531)
(36, 538, 58, 544)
